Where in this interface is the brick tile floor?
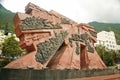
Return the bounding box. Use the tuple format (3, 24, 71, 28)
(67, 74, 120, 80)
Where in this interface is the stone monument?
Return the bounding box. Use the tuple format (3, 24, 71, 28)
(5, 3, 106, 69)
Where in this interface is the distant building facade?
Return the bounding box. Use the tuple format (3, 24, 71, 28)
(95, 31, 120, 50)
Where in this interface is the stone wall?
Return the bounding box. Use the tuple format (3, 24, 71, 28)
(0, 68, 119, 80)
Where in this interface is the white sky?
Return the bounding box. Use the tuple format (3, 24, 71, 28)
(1, 0, 120, 23)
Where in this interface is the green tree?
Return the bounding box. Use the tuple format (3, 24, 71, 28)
(96, 45, 106, 60)
(114, 50, 120, 64)
(104, 50, 115, 66)
(96, 45, 115, 66)
(2, 35, 24, 58)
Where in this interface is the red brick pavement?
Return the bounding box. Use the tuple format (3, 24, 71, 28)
(67, 74, 120, 80)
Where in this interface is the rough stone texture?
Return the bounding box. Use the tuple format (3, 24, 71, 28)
(5, 51, 43, 69)
(5, 2, 106, 69)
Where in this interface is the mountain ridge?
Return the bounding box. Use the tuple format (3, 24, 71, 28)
(0, 4, 15, 32)
(89, 21, 120, 25)
(89, 21, 120, 45)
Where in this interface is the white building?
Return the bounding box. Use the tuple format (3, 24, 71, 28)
(95, 31, 119, 50)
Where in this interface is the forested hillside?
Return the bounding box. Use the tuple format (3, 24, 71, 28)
(89, 21, 120, 45)
(0, 4, 15, 32)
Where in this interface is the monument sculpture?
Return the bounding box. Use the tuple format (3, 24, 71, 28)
(5, 3, 106, 69)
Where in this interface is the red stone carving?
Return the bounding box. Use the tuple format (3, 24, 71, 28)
(5, 2, 106, 69)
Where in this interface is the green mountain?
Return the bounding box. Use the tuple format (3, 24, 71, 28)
(89, 21, 120, 45)
(0, 4, 15, 32)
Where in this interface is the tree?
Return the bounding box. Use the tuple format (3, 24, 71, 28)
(103, 50, 115, 66)
(96, 45, 106, 60)
(114, 50, 120, 64)
(96, 45, 115, 66)
(2, 34, 24, 58)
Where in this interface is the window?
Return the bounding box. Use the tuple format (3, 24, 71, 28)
(112, 42, 114, 44)
(110, 45, 112, 47)
(113, 46, 114, 48)
(99, 41, 101, 44)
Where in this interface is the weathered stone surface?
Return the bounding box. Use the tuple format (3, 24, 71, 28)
(36, 31, 68, 64)
(5, 2, 106, 69)
(21, 16, 62, 30)
(4, 51, 43, 69)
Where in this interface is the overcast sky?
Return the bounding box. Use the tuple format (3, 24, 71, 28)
(0, 0, 120, 23)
